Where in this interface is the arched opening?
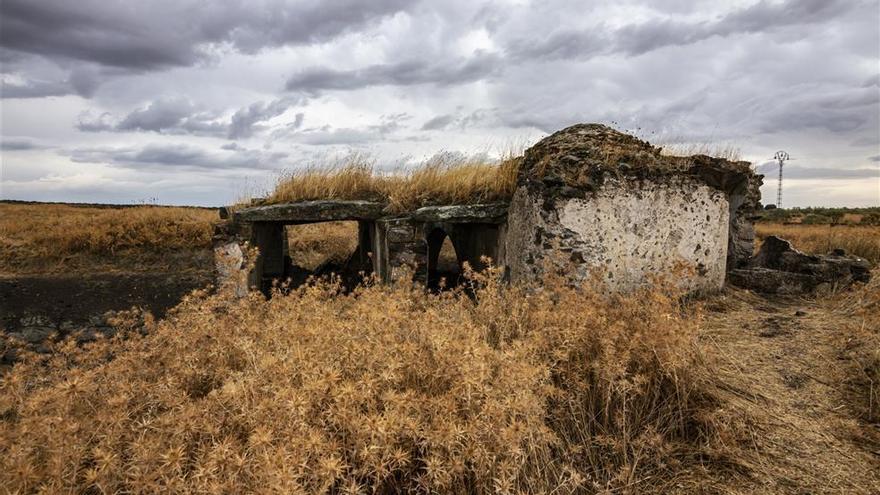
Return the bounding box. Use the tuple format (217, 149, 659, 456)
(426, 228, 461, 291)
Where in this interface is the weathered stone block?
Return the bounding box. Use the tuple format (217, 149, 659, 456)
(412, 204, 508, 223)
(729, 236, 872, 294)
(386, 224, 415, 243)
(505, 123, 761, 292)
(234, 200, 385, 223)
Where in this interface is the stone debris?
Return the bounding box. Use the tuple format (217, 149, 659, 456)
(728, 236, 871, 294)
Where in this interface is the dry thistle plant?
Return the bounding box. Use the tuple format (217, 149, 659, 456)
(0, 267, 735, 493)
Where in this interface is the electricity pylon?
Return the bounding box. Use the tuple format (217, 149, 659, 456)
(773, 151, 790, 208)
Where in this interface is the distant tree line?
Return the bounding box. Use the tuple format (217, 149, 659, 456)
(758, 206, 880, 225)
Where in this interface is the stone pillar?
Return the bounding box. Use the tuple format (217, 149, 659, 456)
(375, 218, 428, 284)
(726, 173, 763, 271)
(213, 221, 248, 297)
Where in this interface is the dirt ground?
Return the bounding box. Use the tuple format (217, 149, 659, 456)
(699, 289, 880, 494)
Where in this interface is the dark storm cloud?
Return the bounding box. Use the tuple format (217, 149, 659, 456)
(281, 0, 859, 95)
(0, 137, 50, 151)
(421, 114, 456, 131)
(69, 143, 289, 170)
(420, 109, 499, 131)
(509, 0, 856, 61)
(228, 97, 303, 139)
(2, 0, 879, 207)
(285, 54, 502, 92)
(0, 78, 70, 98)
(282, 113, 412, 145)
(0, 0, 414, 70)
(2, 66, 112, 99)
(756, 88, 879, 135)
(77, 96, 304, 139)
(116, 98, 199, 133)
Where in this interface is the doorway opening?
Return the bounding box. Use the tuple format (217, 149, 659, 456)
(426, 228, 461, 291)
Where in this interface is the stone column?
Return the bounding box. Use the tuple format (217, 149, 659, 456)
(375, 217, 428, 284)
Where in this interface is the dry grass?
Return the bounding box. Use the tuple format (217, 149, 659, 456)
(284, 222, 458, 272)
(0, 203, 215, 274)
(698, 285, 880, 492)
(268, 153, 521, 212)
(0, 269, 735, 493)
(286, 221, 359, 270)
(658, 142, 742, 162)
(756, 223, 880, 263)
(757, 222, 879, 421)
(832, 273, 880, 424)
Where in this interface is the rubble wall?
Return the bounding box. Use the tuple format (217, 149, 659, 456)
(506, 176, 730, 292)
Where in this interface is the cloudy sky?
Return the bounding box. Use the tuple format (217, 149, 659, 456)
(1, 0, 878, 207)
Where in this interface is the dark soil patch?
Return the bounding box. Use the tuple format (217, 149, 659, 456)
(0, 271, 212, 336)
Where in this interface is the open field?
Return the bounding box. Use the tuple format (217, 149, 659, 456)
(0, 202, 216, 274)
(1, 203, 878, 493)
(755, 223, 880, 263)
(758, 207, 880, 226)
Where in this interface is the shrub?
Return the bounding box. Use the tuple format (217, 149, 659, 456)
(0, 270, 729, 493)
(801, 214, 832, 225)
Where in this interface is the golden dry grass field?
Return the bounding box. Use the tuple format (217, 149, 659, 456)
(0, 202, 216, 274)
(0, 203, 878, 493)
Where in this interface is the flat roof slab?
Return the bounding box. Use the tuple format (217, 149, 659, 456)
(411, 203, 508, 223)
(234, 200, 387, 223)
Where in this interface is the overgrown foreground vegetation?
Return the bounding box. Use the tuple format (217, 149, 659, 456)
(0, 203, 215, 273)
(0, 270, 736, 493)
(268, 153, 521, 212)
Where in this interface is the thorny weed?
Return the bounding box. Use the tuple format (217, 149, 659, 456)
(1, 267, 737, 494)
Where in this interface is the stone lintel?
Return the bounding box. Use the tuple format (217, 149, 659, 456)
(411, 203, 508, 224)
(234, 200, 387, 223)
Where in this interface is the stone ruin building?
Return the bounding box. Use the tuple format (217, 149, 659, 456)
(214, 123, 871, 296)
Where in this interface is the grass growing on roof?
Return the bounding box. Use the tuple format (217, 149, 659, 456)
(267, 152, 521, 212)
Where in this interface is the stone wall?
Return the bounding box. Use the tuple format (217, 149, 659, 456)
(505, 123, 759, 293)
(372, 212, 507, 285)
(372, 217, 429, 284)
(506, 176, 730, 291)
